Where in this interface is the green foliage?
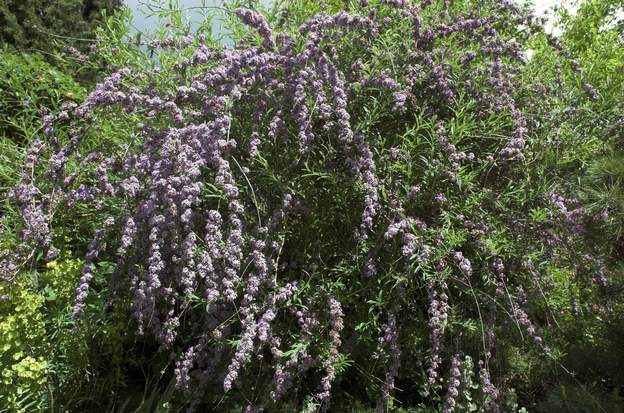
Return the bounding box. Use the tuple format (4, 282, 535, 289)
(583, 153, 624, 242)
(0, 246, 141, 412)
(558, 0, 624, 53)
(0, 276, 48, 412)
(0, 0, 121, 53)
(537, 384, 624, 413)
(0, 51, 85, 144)
(0, 48, 138, 409)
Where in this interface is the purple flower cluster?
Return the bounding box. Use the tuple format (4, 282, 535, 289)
(443, 354, 462, 413)
(512, 289, 550, 353)
(316, 297, 344, 410)
(72, 217, 115, 321)
(375, 311, 401, 412)
(478, 360, 500, 413)
(427, 281, 449, 386)
(499, 108, 527, 160)
(549, 191, 589, 234)
(453, 251, 472, 276)
(384, 216, 428, 260)
(354, 133, 379, 240)
(235, 8, 275, 50)
(492, 264, 550, 354)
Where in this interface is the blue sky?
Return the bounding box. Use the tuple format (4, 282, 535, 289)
(124, 0, 274, 41)
(123, 0, 576, 39)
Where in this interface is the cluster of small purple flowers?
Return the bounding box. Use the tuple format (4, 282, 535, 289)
(375, 311, 401, 412)
(478, 360, 500, 413)
(491, 261, 550, 354)
(235, 8, 275, 50)
(384, 216, 429, 260)
(427, 280, 449, 386)
(442, 354, 463, 413)
(72, 217, 115, 321)
(354, 133, 379, 240)
(548, 191, 590, 234)
(453, 251, 472, 276)
(316, 297, 344, 410)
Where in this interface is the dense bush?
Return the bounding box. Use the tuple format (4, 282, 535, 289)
(538, 2, 624, 410)
(0, 51, 84, 411)
(564, 0, 624, 247)
(0, 46, 144, 413)
(0, 274, 48, 411)
(0, 51, 85, 146)
(1, 0, 623, 411)
(0, 0, 121, 54)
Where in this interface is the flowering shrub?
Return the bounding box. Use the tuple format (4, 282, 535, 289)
(0, 0, 616, 411)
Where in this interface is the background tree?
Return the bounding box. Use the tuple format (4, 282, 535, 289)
(0, 0, 121, 54)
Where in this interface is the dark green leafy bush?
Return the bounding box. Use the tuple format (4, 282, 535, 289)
(0, 51, 85, 144)
(0, 0, 121, 53)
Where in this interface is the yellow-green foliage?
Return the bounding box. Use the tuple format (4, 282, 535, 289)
(41, 259, 92, 377)
(41, 259, 83, 302)
(0, 258, 84, 412)
(0, 277, 48, 411)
